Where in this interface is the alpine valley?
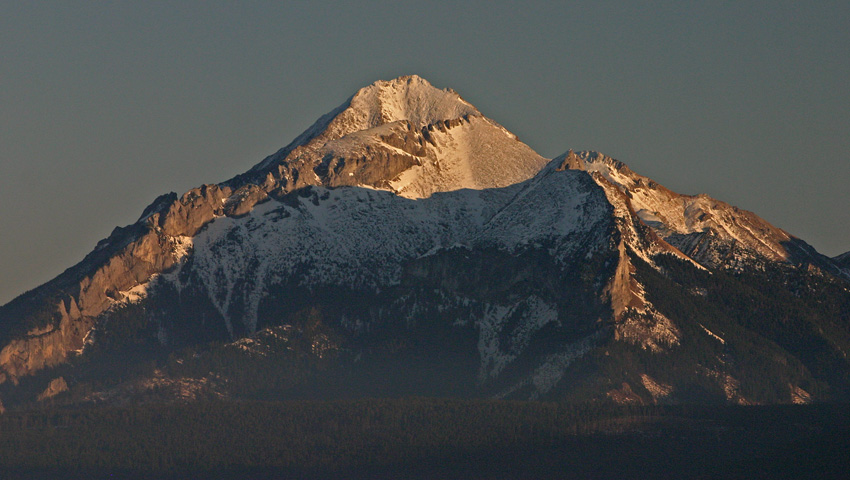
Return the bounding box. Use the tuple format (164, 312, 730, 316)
(2, 75, 850, 411)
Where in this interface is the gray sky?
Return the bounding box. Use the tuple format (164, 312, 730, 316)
(1, 1, 849, 304)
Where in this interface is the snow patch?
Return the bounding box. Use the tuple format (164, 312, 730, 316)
(497, 330, 604, 399)
(476, 296, 559, 381)
(170, 235, 194, 261)
(120, 283, 150, 304)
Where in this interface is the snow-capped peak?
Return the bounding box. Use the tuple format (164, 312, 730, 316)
(253, 75, 481, 174)
(346, 75, 480, 129)
(249, 76, 547, 199)
(310, 74, 483, 148)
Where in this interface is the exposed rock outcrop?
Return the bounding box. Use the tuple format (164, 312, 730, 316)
(0, 303, 93, 384)
(0, 185, 232, 383)
(37, 376, 69, 401)
(556, 149, 584, 171)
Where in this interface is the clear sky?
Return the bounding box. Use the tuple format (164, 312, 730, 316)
(1, 1, 848, 304)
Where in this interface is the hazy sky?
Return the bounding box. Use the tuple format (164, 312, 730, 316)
(1, 1, 849, 304)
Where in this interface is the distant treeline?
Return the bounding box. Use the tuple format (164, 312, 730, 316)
(0, 399, 848, 479)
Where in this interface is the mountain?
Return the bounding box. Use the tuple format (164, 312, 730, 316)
(1, 75, 849, 407)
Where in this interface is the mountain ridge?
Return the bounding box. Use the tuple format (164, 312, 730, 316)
(561, 150, 844, 276)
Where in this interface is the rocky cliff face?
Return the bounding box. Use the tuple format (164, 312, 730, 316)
(0, 183, 235, 384)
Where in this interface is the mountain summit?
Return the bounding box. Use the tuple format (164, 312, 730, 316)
(246, 74, 548, 199)
(1, 76, 848, 406)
